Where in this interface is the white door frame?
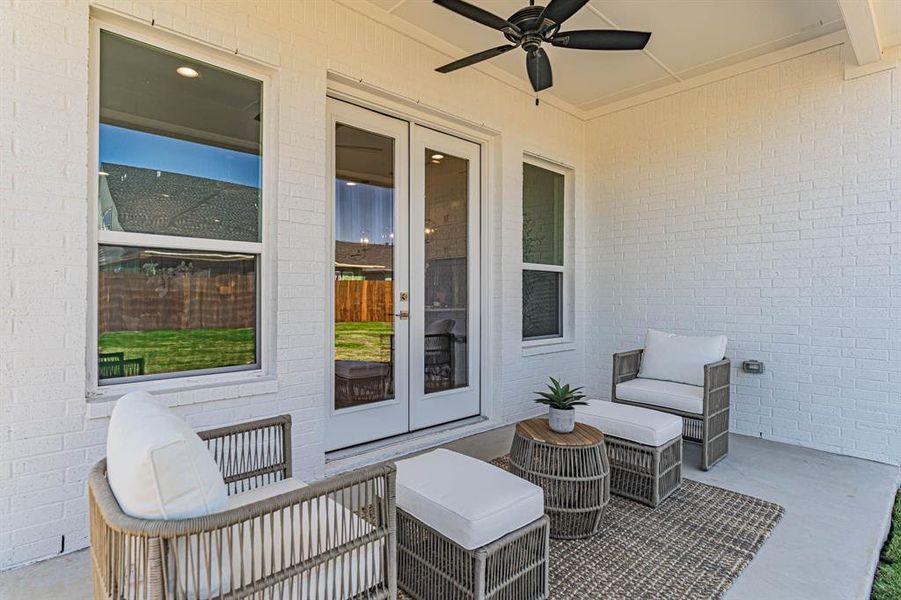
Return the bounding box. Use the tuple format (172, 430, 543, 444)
(325, 99, 411, 451)
(409, 125, 481, 430)
(324, 84, 497, 453)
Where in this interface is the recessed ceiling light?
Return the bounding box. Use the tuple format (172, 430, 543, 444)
(346, 181, 358, 186)
(176, 66, 200, 78)
(431, 153, 444, 160)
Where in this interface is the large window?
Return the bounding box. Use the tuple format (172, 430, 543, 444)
(522, 160, 566, 341)
(96, 30, 263, 383)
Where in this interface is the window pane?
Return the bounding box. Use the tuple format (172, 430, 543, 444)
(424, 147, 468, 393)
(523, 270, 562, 339)
(98, 31, 262, 242)
(334, 123, 396, 409)
(522, 163, 564, 265)
(98, 245, 257, 381)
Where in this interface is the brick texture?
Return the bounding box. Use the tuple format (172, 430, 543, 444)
(4, 0, 898, 575)
(586, 45, 901, 466)
(0, 0, 586, 569)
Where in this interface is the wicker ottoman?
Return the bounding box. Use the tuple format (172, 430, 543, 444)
(395, 449, 550, 600)
(579, 399, 683, 507)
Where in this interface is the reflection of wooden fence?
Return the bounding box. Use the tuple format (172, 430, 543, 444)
(99, 272, 255, 332)
(335, 280, 393, 322)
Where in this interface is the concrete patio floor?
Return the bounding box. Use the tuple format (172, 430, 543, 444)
(1, 431, 898, 600)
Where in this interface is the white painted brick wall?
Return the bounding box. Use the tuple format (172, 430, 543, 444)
(5, 0, 896, 576)
(0, 0, 586, 570)
(585, 44, 901, 466)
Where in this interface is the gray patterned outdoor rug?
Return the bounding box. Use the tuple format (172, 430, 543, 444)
(501, 454, 783, 599)
(400, 455, 784, 599)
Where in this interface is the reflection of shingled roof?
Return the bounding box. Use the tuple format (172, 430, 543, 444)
(102, 163, 259, 242)
(335, 241, 393, 271)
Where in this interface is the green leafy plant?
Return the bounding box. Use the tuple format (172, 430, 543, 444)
(533, 377, 588, 411)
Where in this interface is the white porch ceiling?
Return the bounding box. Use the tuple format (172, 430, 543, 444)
(362, 0, 848, 111)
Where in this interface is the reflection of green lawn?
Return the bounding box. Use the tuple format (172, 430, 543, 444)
(99, 328, 256, 375)
(335, 321, 392, 362)
(99, 322, 392, 375)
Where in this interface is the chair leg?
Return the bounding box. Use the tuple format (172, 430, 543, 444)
(701, 414, 729, 471)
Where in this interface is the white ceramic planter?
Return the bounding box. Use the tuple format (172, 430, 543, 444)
(548, 407, 575, 433)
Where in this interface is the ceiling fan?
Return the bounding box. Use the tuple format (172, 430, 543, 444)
(433, 0, 651, 93)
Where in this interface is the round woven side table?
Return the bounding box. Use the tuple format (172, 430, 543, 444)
(509, 417, 610, 540)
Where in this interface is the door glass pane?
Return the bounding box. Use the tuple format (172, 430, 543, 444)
(98, 245, 257, 380)
(523, 163, 564, 265)
(424, 148, 468, 393)
(98, 31, 262, 242)
(334, 123, 395, 409)
(522, 270, 562, 339)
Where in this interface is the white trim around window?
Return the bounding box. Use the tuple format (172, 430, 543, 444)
(86, 13, 279, 402)
(521, 154, 575, 353)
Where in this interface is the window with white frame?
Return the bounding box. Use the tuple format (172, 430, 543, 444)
(522, 160, 567, 341)
(96, 30, 263, 383)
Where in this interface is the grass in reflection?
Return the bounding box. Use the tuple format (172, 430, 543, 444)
(99, 327, 255, 375)
(335, 321, 393, 363)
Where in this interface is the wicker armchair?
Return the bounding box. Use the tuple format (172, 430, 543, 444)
(88, 415, 397, 599)
(612, 349, 730, 471)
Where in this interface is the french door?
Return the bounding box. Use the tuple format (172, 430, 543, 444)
(326, 99, 481, 451)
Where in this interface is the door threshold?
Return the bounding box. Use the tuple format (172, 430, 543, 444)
(325, 415, 491, 475)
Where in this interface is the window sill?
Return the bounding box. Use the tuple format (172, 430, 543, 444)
(522, 340, 576, 357)
(86, 371, 278, 419)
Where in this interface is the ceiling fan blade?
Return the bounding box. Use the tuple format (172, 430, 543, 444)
(526, 48, 553, 92)
(551, 29, 651, 50)
(436, 44, 518, 73)
(433, 0, 520, 34)
(538, 0, 590, 27)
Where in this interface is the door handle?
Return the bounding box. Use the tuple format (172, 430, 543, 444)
(395, 310, 409, 320)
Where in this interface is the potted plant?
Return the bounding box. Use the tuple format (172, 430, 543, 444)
(534, 377, 588, 433)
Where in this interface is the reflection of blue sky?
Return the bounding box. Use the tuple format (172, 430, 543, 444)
(336, 181, 394, 244)
(99, 124, 260, 187)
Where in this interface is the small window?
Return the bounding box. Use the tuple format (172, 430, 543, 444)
(522, 161, 567, 341)
(96, 31, 263, 383)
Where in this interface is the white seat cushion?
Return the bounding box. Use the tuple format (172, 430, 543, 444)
(334, 360, 390, 379)
(616, 378, 704, 416)
(227, 477, 308, 508)
(106, 391, 228, 520)
(638, 329, 727, 386)
(395, 449, 544, 550)
(225, 478, 382, 599)
(172, 476, 382, 599)
(579, 399, 682, 446)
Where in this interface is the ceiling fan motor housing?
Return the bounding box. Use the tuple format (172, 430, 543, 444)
(504, 6, 559, 50)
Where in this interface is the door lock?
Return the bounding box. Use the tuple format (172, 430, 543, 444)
(399, 292, 409, 302)
(396, 310, 409, 320)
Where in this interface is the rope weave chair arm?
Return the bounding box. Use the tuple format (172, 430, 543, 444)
(89, 460, 395, 536)
(198, 415, 293, 492)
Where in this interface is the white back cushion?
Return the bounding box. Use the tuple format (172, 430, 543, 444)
(638, 329, 727, 386)
(106, 391, 228, 520)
